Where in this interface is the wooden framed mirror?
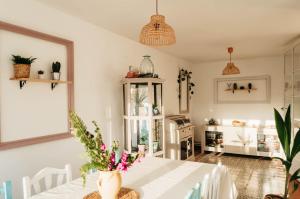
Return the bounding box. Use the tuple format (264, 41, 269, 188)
(178, 69, 190, 114)
(0, 21, 74, 150)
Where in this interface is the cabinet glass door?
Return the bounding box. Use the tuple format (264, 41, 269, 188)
(152, 119, 163, 154)
(130, 83, 149, 116)
(284, 49, 293, 102)
(130, 119, 149, 153)
(152, 83, 163, 116)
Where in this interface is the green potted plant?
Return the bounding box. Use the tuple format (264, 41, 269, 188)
(37, 70, 44, 79)
(132, 91, 147, 116)
(11, 55, 37, 78)
(138, 133, 148, 154)
(266, 105, 300, 199)
(52, 61, 61, 80)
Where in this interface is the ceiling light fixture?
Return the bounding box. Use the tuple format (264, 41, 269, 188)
(139, 0, 176, 46)
(222, 47, 240, 75)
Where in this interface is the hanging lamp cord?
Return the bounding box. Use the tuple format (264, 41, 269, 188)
(156, 0, 158, 15)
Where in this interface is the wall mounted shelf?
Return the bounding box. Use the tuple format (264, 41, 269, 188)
(224, 88, 257, 93)
(9, 78, 71, 90)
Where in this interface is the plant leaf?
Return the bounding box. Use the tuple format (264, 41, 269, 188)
(290, 168, 300, 182)
(285, 105, 291, 146)
(274, 108, 289, 158)
(291, 129, 300, 160)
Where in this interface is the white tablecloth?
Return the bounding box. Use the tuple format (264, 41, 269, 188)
(30, 157, 237, 199)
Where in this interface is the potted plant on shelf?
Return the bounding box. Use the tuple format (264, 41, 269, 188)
(138, 133, 148, 154)
(265, 105, 300, 199)
(37, 70, 44, 79)
(70, 112, 140, 199)
(11, 55, 37, 78)
(52, 61, 61, 80)
(132, 90, 147, 116)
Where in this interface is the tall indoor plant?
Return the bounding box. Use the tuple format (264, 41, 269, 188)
(270, 105, 300, 199)
(70, 112, 139, 199)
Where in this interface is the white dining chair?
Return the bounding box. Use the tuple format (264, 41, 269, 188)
(200, 174, 210, 199)
(185, 182, 201, 199)
(22, 164, 72, 199)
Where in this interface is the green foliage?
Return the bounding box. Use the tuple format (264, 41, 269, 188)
(70, 112, 138, 186)
(52, 61, 61, 72)
(11, 55, 37, 65)
(274, 105, 300, 198)
(177, 68, 195, 97)
(70, 112, 108, 184)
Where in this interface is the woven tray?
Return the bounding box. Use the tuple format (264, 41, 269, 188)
(84, 188, 139, 199)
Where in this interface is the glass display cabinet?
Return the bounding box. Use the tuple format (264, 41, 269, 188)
(122, 78, 165, 157)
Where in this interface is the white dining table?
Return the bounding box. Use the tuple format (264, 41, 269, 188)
(30, 157, 237, 199)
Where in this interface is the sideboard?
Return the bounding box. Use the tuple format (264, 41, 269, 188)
(200, 125, 282, 157)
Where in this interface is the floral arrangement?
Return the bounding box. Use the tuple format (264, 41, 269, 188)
(70, 112, 139, 184)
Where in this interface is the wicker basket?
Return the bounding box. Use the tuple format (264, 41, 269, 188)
(13, 64, 30, 78)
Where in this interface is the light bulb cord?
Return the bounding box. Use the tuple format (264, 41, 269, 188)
(156, 0, 158, 15)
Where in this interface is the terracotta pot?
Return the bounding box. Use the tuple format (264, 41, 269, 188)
(14, 64, 30, 78)
(97, 170, 122, 199)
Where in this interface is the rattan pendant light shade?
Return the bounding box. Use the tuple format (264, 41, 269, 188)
(222, 47, 240, 75)
(139, 0, 176, 46)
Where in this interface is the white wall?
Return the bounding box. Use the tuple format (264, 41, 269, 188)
(0, 0, 190, 197)
(191, 56, 284, 138)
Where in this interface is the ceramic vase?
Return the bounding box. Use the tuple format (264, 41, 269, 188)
(97, 170, 122, 199)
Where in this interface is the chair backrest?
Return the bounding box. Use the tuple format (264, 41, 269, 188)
(22, 164, 72, 199)
(0, 181, 13, 199)
(205, 163, 224, 199)
(201, 174, 210, 199)
(185, 182, 201, 199)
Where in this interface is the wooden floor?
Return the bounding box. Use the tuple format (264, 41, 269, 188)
(195, 152, 286, 199)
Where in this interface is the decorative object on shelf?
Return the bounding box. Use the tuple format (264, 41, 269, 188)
(226, 83, 232, 90)
(267, 105, 300, 199)
(248, 83, 252, 93)
(126, 66, 138, 78)
(233, 82, 238, 93)
(37, 70, 45, 79)
(232, 120, 246, 127)
(11, 55, 37, 78)
(208, 118, 218, 126)
(222, 47, 240, 75)
(139, 0, 175, 46)
(83, 188, 139, 199)
(139, 55, 154, 77)
(51, 61, 61, 89)
(52, 61, 61, 80)
(152, 104, 160, 115)
(70, 113, 140, 199)
(138, 133, 148, 154)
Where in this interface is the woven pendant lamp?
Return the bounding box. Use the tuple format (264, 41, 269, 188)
(222, 47, 240, 75)
(139, 0, 176, 46)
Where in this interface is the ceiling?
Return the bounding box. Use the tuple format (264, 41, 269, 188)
(38, 0, 300, 63)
